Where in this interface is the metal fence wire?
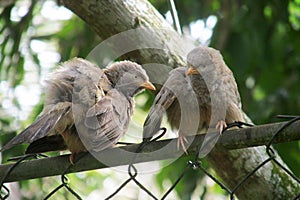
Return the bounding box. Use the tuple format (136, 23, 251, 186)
(0, 116, 300, 200)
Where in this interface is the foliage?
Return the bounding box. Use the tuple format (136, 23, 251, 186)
(0, 0, 299, 199)
(151, 0, 300, 196)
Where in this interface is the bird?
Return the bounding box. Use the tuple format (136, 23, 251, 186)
(186, 45, 244, 134)
(81, 60, 156, 154)
(1, 58, 155, 164)
(143, 67, 201, 153)
(143, 45, 243, 153)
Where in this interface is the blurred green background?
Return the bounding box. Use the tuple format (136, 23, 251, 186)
(0, 0, 299, 199)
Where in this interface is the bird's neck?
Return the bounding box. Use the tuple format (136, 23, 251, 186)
(116, 85, 143, 99)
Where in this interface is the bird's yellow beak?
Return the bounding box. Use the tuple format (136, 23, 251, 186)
(186, 67, 199, 76)
(141, 81, 156, 91)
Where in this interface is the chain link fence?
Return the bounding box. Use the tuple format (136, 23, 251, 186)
(0, 117, 300, 199)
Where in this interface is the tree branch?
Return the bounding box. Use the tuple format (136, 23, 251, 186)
(1, 121, 299, 183)
(59, 0, 193, 78)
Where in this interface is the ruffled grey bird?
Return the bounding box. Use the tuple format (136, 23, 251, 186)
(1, 58, 155, 163)
(82, 60, 156, 154)
(143, 45, 243, 152)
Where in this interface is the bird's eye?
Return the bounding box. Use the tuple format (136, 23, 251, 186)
(134, 75, 138, 79)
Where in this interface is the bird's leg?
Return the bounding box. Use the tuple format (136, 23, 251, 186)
(69, 153, 76, 165)
(216, 120, 227, 134)
(60, 131, 76, 165)
(177, 133, 188, 154)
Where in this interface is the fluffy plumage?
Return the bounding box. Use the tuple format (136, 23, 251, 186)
(186, 46, 243, 130)
(1, 59, 155, 163)
(143, 46, 243, 152)
(143, 67, 200, 151)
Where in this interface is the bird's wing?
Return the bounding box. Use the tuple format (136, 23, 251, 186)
(211, 50, 243, 122)
(143, 68, 192, 140)
(219, 71, 244, 122)
(0, 102, 71, 152)
(143, 87, 176, 140)
(220, 69, 242, 108)
(84, 92, 126, 152)
(207, 47, 242, 110)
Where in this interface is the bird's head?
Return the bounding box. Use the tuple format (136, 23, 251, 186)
(105, 61, 155, 97)
(185, 46, 217, 77)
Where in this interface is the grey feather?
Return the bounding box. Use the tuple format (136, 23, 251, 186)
(0, 104, 70, 152)
(82, 61, 148, 151)
(143, 67, 200, 140)
(2, 59, 154, 156)
(1, 58, 109, 153)
(187, 46, 243, 124)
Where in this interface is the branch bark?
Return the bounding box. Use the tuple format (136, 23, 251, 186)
(52, 0, 299, 199)
(0, 121, 299, 184)
(59, 0, 193, 72)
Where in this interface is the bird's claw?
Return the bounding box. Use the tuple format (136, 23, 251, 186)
(177, 135, 188, 154)
(69, 154, 75, 165)
(216, 120, 227, 134)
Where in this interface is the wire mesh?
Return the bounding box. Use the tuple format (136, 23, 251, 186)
(0, 117, 300, 199)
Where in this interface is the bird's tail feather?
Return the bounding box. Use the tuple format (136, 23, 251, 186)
(25, 135, 67, 154)
(0, 107, 68, 152)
